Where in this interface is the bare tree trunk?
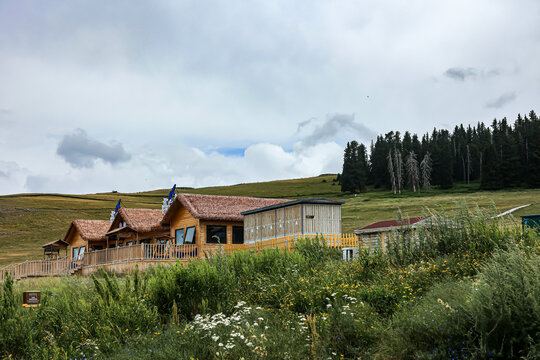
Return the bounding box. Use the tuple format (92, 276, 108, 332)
(420, 152, 432, 192)
(387, 150, 397, 195)
(466, 145, 471, 184)
(406, 151, 420, 192)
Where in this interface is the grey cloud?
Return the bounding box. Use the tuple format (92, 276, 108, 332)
(56, 128, 131, 168)
(296, 118, 314, 133)
(485, 92, 516, 108)
(444, 67, 502, 81)
(299, 114, 377, 148)
(444, 67, 478, 81)
(0, 170, 8, 178)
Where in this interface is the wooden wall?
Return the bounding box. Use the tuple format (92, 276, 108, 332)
(199, 220, 243, 245)
(170, 206, 200, 244)
(244, 203, 342, 243)
(66, 230, 86, 261)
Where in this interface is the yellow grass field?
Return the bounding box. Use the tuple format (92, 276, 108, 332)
(1, 175, 538, 266)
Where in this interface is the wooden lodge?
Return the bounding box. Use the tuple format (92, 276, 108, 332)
(161, 193, 290, 249)
(107, 208, 170, 248)
(63, 219, 111, 263)
(1, 193, 356, 280)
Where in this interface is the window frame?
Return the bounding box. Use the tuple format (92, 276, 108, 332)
(232, 226, 244, 244)
(206, 225, 227, 244)
(184, 226, 196, 244)
(78, 246, 86, 261)
(72, 247, 79, 261)
(175, 228, 185, 245)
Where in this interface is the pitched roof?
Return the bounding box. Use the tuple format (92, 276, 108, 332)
(355, 217, 425, 234)
(162, 193, 291, 223)
(110, 208, 168, 233)
(64, 220, 111, 243)
(42, 239, 69, 248)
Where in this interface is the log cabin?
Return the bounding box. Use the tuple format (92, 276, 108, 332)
(63, 220, 111, 263)
(106, 208, 170, 248)
(161, 193, 290, 250)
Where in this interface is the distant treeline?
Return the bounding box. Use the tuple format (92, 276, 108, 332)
(340, 110, 540, 193)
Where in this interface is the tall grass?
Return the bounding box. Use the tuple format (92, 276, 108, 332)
(0, 205, 538, 359)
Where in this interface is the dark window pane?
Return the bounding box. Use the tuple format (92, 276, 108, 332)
(207, 225, 227, 244)
(175, 228, 185, 245)
(185, 226, 196, 244)
(233, 226, 244, 244)
(72, 247, 79, 260)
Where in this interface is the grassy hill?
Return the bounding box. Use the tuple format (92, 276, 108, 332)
(1, 174, 539, 266)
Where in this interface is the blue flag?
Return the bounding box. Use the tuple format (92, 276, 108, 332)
(168, 184, 176, 202)
(115, 199, 121, 214)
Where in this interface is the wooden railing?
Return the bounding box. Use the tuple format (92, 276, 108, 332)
(1, 234, 360, 280)
(243, 233, 359, 251)
(0, 257, 70, 281)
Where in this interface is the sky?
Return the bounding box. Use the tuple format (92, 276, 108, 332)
(1, 0, 539, 195)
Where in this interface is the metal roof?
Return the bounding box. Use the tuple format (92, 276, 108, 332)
(241, 198, 345, 215)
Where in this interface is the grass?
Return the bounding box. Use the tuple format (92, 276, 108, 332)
(2, 209, 539, 359)
(1, 174, 539, 265)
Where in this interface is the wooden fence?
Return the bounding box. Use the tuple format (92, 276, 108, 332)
(0, 257, 70, 281)
(1, 234, 360, 280)
(243, 233, 359, 251)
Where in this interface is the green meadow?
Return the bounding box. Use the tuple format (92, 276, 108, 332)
(1, 174, 539, 265)
(2, 208, 539, 359)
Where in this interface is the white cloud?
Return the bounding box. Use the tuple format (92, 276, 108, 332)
(0, 0, 539, 194)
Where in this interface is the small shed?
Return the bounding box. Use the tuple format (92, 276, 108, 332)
(241, 198, 345, 243)
(521, 214, 540, 231)
(42, 239, 68, 258)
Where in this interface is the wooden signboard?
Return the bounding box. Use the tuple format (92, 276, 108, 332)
(23, 290, 41, 307)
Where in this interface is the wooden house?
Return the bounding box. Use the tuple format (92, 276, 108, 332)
(106, 208, 170, 248)
(161, 193, 289, 248)
(241, 198, 345, 243)
(42, 239, 68, 259)
(354, 217, 425, 250)
(63, 220, 111, 263)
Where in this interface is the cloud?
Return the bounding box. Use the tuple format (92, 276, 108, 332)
(445, 67, 478, 81)
(444, 67, 502, 81)
(56, 129, 131, 168)
(0, 161, 30, 194)
(298, 114, 376, 148)
(485, 92, 517, 108)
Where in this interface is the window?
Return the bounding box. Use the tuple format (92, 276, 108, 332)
(206, 225, 226, 244)
(175, 228, 185, 245)
(232, 226, 244, 244)
(93, 245, 103, 251)
(78, 246, 86, 261)
(185, 226, 196, 244)
(126, 241, 133, 246)
(72, 247, 79, 260)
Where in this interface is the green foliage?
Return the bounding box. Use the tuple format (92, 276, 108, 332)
(1, 213, 539, 359)
(467, 247, 540, 358)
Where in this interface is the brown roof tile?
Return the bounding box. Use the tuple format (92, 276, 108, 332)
(110, 208, 168, 233)
(162, 193, 290, 223)
(64, 219, 111, 243)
